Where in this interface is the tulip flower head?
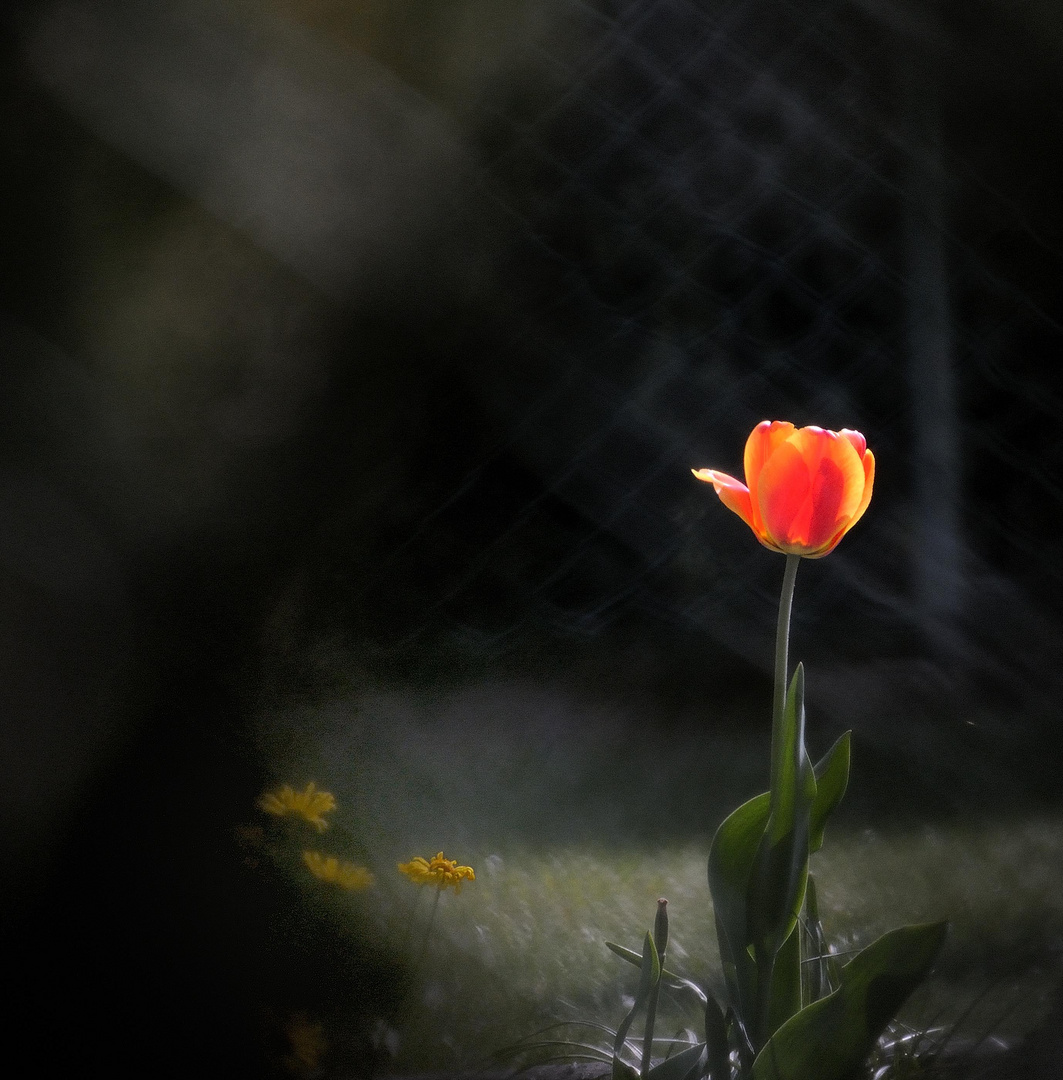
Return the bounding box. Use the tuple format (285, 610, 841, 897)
(693, 421, 874, 558)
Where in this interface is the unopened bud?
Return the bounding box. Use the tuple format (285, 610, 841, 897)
(654, 898, 669, 960)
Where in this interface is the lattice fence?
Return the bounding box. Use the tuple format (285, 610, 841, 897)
(346, 0, 1063, 682)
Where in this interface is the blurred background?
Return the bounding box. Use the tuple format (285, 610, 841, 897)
(1, 0, 1062, 1076)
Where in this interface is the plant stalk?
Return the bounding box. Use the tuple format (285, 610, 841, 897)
(415, 886, 443, 973)
(755, 552, 801, 1048)
(771, 554, 801, 795)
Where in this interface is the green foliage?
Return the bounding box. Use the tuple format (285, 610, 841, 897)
(750, 923, 948, 1080)
(647, 1041, 707, 1080)
(748, 667, 817, 968)
(707, 788, 770, 1024)
(703, 993, 730, 1080)
(609, 658, 945, 1080)
(606, 941, 709, 1006)
(613, 931, 660, 1080)
(810, 733, 851, 854)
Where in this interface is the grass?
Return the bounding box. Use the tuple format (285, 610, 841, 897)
(250, 657, 1063, 1074)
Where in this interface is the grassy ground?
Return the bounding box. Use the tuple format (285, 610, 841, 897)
(249, 648, 1063, 1074)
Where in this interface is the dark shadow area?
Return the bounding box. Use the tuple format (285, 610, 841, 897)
(0, 0, 1062, 1075)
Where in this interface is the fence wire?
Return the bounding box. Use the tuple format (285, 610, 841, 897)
(334, 0, 1063, 686)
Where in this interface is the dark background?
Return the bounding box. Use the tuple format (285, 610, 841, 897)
(1, 0, 1061, 1075)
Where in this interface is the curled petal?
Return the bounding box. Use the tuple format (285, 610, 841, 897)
(838, 428, 866, 459)
(847, 448, 875, 531)
(692, 468, 757, 535)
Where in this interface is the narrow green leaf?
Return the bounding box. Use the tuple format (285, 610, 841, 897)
(704, 992, 730, 1080)
(810, 732, 851, 854)
(606, 942, 709, 1006)
(643, 901, 670, 1075)
(743, 665, 817, 1050)
(767, 923, 802, 1034)
(728, 1005, 755, 1076)
(764, 665, 814, 850)
(748, 665, 817, 962)
(749, 922, 948, 1080)
(614, 932, 660, 1080)
(646, 1042, 706, 1080)
(803, 874, 831, 1003)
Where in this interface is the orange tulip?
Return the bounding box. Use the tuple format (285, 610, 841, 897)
(693, 421, 874, 558)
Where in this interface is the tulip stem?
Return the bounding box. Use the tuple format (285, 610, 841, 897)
(771, 554, 801, 794)
(753, 552, 802, 1049)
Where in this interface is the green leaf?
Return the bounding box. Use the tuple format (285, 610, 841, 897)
(803, 874, 836, 1003)
(708, 790, 770, 1021)
(614, 932, 660, 1080)
(810, 732, 851, 854)
(728, 1005, 755, 1075)
(704, 993, 730, 1080)
(643, 901, 670, 1074)
(606, 942, 708, 1006)
(748, 665, 817, 962)
(749, 922, 948, 1080)
(766, 923, 801, 1035)
(646, 1041, 706, 1080)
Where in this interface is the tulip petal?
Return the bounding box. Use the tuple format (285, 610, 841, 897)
(758, 428, 865, 555)
(692, 468, 758, 535)
(756, 440, 813, 552)
(808, 438, 874, 555)
(846, 448, 875, 532)
(744, 421, 794, 536)
(838, 429, 866, 459)
(805, 430, 864, 548)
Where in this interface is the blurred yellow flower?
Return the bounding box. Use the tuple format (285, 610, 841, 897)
(398, 851, 475, 893)
(257, 782, 336, 832)
(282, 1011, 327, 1075)
(302, 850, 374, 891)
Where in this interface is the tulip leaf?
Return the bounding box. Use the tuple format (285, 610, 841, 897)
(646, 1041, 706, 1080)
(704, 992, 730, 1080)
(803, 874, 834, 1003)
(810, 731, 851, 854)
(749, 921, 948, 1080)
(766, 922, 802, 1035)
(729, 1005, 756, 1075)
(748, 665, 817, 964)
(708, 789, 770, 1022)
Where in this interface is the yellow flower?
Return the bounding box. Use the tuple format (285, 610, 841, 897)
(257, 782, 337, 832)
(397, 851, 475, 893)
(302, 850, 374, 891)
(282, 1011, 327, 1075)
